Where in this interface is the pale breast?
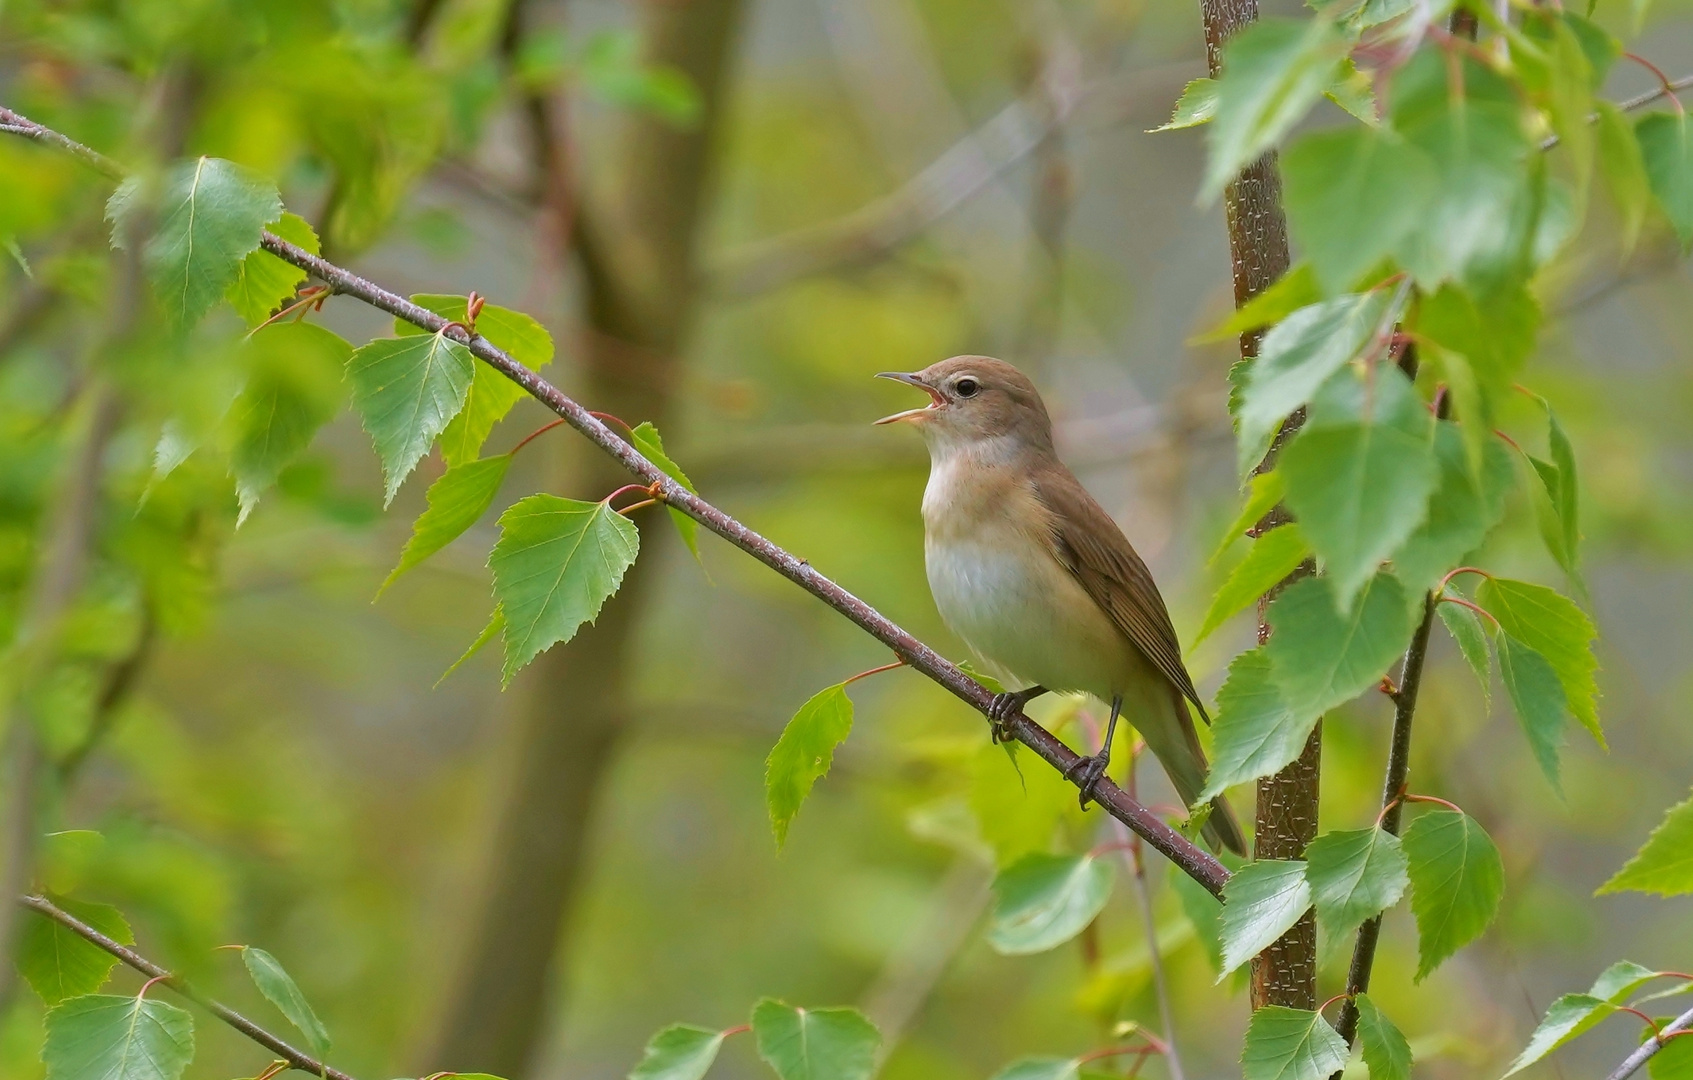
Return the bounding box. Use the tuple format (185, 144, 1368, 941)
(921, 456, 1135, 700)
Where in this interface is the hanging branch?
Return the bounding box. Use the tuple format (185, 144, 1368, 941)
(0, 106, 1231, 898)
(16, 895, 357, 1080)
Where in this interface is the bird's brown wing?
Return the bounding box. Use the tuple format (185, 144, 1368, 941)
(1031, 462, 1210, 722)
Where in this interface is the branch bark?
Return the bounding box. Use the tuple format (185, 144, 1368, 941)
(0, 106, 1232, 895)
(16, 895, 357, 1080)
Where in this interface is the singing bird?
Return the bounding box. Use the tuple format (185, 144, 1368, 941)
(876, 356, 1246, 855)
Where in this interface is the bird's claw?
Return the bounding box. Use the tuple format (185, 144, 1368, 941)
(1064, 753, 1110, 810)
(987, 691, 1021, 743)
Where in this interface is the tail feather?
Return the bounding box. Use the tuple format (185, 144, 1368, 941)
(1134, 685, 1248, 857)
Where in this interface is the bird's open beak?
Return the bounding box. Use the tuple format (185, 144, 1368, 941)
(874, 372, 945, 425)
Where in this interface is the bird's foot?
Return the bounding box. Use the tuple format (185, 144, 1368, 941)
(1063, 753, 1110, 810)
(987, 688, 1038, 743)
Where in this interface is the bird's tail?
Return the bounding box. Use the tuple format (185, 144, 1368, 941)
(1137, 686, 1248, 857)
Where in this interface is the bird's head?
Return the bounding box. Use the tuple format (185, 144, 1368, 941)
(874, 355, 1054, 456)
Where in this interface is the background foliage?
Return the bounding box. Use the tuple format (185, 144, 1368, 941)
(1, 0, 1692, 1079)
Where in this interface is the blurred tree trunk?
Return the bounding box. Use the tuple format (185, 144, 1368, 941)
(423, 2, 746, 1075)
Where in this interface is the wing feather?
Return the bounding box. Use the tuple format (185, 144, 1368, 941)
(1032, 464, 1210, 722)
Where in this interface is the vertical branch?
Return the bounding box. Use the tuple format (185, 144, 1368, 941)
(1194, 0, 1310, 1013)
(1329, 347, 1442, 1059)
(1329, 595, 1434, 1050)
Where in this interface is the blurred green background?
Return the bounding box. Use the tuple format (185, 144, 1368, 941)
(0, 0, 1690, 1078)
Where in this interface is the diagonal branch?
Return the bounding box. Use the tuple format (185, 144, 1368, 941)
(0, 106, 1231, 898)
(17, 894, 356, 1080)
(1605, 1003, 1693, 1080)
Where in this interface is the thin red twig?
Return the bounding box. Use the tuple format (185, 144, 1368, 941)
(1437, 595, 1500, 629)
(1403, 793, 1466, 815)
(509, 418, 567, 456)
(1626, 53, 1687, 115)
(841, 659, 906, 686)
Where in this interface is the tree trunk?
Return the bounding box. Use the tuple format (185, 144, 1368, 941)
(1194, 0, 1317, 1014)
(423, 1, 746, 1074)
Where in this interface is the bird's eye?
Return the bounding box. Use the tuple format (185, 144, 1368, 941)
(955, 377, 980, 398)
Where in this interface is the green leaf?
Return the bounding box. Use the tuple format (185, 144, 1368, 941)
(490, 495, 640, 685)
(1402, 808, 1504, 981)
(1150, 78, 1218, 132)
(43, 994, 195, 1080)
(987, 852, 1115, 955)
(1591, 960, 1668, 1001)
(765, 683, 854, 846)
(438, 605, 504, 687)
(398, 295, 554, 467)
(226, 212, 319, 326)
(1202, 18, 1349, 201)
(750, 999, 879, 1080)
(1283, 126, 1436, 293)
(1414, 282, 1540, 402)
(1196, 264, 1322, 344)
(1502, 994, 1615, 1076)
(989, 1059, 1081, 1080)
(347, 331, 477, 505)
(1233, 291, 1393, 478)
(1239, 1005, 1349, 1080)
(16, 897, 133, 1005)
(1390, 425, 1514, 599)
(956, 659, 1005, 695)
(379, 454, 512, 595)
(1172, 861, 1225, 974)
(111, 156, 282, 328)
(1436, 598, 1492, 710)
(1599, 789, 1693, 895)
(1200, 648, 1317, 801)
(1210, 471, 1287, 565)
(1282, 365, 1438, 610)
(1474, 577, 1600, 743)
(1219, 859, 1311, 976)
(1638, 111, 1693, 247)
(628, 1023, 727, 1080)
(1495, 632, 1570, 794)
(242, 946, 330, 1058)
(1354, 994, 1413, 1080)
(1597, 101, 1650, 252)
(1266, 572, 1421, 722)
(1391, 75, 1533, 287)
(228, 322, 350, 524)
(631, 421, 702, 563)
(1325, 59, 1377, 125)
(1196, 524, 1311, 644)
(1304, 827, 1409, 939)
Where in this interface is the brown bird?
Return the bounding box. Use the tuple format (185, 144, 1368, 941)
(876, 355, 1246, 855)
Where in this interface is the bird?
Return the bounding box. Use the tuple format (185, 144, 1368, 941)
(875, 355, 1247, 856)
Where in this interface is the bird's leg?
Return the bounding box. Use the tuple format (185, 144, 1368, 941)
(1065, 694, 1122, 810)
(987, 685, 1047, 743)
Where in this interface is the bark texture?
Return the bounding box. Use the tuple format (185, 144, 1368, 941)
(1195, 0, 1315, 1014)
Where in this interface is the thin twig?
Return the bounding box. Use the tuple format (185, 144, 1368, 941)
(0, 107, 1232, 897)
(1605, 1002, 1693, 1080)
(17, 895, 356, 1080)
(1540, 72, 1693, 150)
(1114, 736, 1186, 1080)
